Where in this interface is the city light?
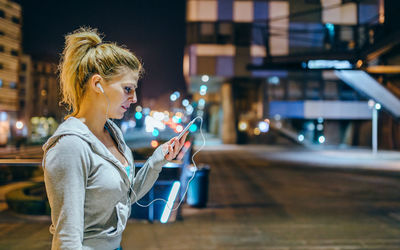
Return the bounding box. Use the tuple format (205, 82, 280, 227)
(15, 121, 23, 130)
(151, 140, 159, 148)
(375, 103, 382, 110)
(135, 105, 142, 112)
(258, 121, 269, 133)
(317, 117, 324, 123)
(128, 120, 136, 128)
(185, 105, 194, 115)
(153, 111, 164, 121)
(201, 75, 209, 82)
(172, 116, 181, 124)
(298, 134, 305, 142)
(317, 124, 324, 131)
(176, 124, 184, 133)
(307, 60, 353, 69)
(152, 128, 159, 137)
(189, 124, 198, 132)
(143, 108, 151, 115)
(307, 123, 315, 131)
(368, 99, 375, 108)
(182, 99, 189, 107)
(170, 94, 178, 102)
(145, 115, 166, 131)
(268, 76, 279, 85)
(318, 136, 326, 144)
(135, 112, 143, 120)
(238, 121, 248, 131)
(173, 91, 181, 98)
(200, 85, 207, 96)
(198, 98, 205, 109)
(254, 128, 261, 135)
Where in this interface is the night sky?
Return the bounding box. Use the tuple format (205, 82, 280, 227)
(16, 0, 187, 99)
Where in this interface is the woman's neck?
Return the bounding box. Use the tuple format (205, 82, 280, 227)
(75, 106, 108, 138)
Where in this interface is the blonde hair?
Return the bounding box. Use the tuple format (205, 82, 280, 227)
(58, 27, 143, 119)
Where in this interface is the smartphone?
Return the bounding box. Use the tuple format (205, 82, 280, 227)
(171, 119, 196, 147)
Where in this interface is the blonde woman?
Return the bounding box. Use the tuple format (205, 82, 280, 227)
(42, 27, 188, 250)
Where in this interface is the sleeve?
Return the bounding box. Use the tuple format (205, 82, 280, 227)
(130, 144, 169, 203)
(43, 136, 89, 250)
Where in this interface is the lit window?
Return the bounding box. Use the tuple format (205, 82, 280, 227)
(200, 23, 214, 36)
(0, 79, 2, 88)
(9, 82, 16, 89)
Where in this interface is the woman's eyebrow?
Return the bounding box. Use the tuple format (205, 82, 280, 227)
(124, 82, 138, 88)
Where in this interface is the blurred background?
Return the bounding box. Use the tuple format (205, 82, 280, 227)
(1, 0, 400, 249)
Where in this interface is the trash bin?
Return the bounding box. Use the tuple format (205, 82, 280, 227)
(184, 164, 210, 208)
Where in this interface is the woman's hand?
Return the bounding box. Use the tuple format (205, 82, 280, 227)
(163, 131, 189, 161)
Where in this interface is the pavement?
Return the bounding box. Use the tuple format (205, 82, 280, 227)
(193, 133, 400, 173)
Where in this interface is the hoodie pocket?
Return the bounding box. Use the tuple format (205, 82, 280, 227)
(108, 202, 130, 237)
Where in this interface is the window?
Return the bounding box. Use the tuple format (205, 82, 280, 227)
(0, 63, 3, 70)
(0, 10, 4, 18)
(234, 23, 251, 46)
(200, 23, 215, 36)
(19, 76, 25, 83)
(0, 79, 2, 88)
(218, 22, 233, 44)
(21, 63, 26, 71)
(9, 82, 16, 89)
(11, 49, 18, 56)
(0, 45, 4, 52)
(199, 23, 216, 43)
(11, 16, 20, 24)
(0, 31, 4, 36)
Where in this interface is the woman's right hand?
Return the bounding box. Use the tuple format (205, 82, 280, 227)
(162, 131, 189, 161)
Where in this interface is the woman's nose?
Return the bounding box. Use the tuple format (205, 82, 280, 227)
(129, 92, 137, 104)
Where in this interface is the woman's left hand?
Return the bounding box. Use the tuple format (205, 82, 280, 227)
(163, 131, 189, 161)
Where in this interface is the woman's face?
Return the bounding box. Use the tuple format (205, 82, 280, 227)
(103, 69, 139, 119)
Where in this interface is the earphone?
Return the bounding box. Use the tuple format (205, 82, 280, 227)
(96, 83, 104, 93)
(128, 116, 206, 212)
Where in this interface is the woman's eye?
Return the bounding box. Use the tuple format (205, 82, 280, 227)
(125, 87, 132, 94)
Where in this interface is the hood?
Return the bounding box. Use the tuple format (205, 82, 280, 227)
(42, 117, 125, 157)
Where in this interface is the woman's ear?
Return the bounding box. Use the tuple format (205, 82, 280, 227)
(89, 74, 104, 94)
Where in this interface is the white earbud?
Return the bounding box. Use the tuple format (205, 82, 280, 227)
(96, 83, 104, 93)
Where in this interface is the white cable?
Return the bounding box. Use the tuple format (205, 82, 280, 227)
(128, 116, 206, 211)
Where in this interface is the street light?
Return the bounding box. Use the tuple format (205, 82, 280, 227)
(16, 121, 24, 130)
(201, 75, 209, 82)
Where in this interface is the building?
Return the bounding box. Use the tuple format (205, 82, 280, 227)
(0, 0, 21, 145)
(184, 0, 400, 149)
(19, 55, 62, 140)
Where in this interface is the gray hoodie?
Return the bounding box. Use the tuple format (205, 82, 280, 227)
(42, 117, 168, 250)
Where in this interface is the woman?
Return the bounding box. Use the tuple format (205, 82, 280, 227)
(42, 27, 188, 250)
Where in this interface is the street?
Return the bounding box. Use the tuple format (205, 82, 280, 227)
(1, 146, 400, 249)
